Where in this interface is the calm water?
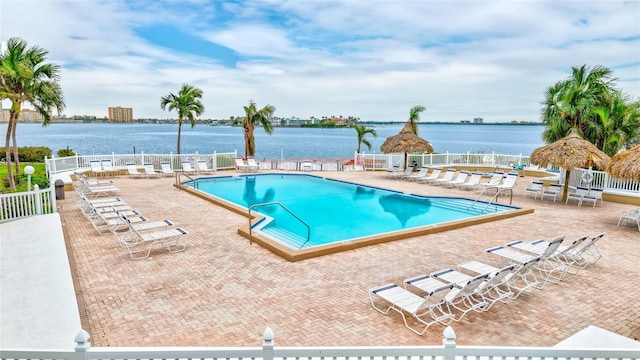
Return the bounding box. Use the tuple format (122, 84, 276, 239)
(6, 122, 544, 159)
(188, 174, 516, 247)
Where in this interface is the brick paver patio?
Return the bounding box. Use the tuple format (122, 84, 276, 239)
(59, 170, 640, 347)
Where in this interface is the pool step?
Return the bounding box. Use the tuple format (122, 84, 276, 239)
(259, 226, 309, 249)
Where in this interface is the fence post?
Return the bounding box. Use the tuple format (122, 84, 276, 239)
(33, 185, 42, 214)
(263, 327, 274, 360)
(442, 326, 456, 360)
(75, 329, 91, 360)
(50, 184, 57, 212)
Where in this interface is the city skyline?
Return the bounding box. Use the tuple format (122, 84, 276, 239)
(1, 0, 639, 122)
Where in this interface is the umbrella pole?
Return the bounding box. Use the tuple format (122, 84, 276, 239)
(403, 152, 408, 170)
(562, 169, 571, 202)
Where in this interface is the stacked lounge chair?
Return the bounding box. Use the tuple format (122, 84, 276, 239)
(369, 232, 606, 335)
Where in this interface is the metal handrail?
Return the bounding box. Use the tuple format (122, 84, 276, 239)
(248, 202, 310, 248)
(177, 172, 197, 187)
(470, 186, 513, 211)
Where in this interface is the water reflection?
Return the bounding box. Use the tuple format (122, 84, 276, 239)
(378, 194, 431, 227)
(243, 176, 275, 211)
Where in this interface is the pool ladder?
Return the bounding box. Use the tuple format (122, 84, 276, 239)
(177, 173, 197, 188)
(470, 186, 513, 211)
(249, 202, 311, 249)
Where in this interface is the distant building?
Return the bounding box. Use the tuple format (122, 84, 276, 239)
(108, 106, 133, 123)
(1, 108, 48, 122)
(473, 117, 483, 124)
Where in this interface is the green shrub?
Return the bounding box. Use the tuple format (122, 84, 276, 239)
(16, 172, 50, 189)
(57, 148, 76, 157)
(1, 146, 52, 162)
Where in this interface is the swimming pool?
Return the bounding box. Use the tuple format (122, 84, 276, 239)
(181, 173, 531, 261)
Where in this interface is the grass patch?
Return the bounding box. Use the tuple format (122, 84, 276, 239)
(0, 162, 48, 193)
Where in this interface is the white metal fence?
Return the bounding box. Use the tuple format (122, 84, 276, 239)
(41, 151, 640, 198)
(45, 151, 239, 175)
(1, 327, 637, 360)
(0, 185, 56, 223)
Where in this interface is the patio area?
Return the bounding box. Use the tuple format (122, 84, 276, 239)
(55, 170, 639, 347)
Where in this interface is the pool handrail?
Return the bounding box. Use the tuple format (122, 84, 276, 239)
(249, 202, 310, 248)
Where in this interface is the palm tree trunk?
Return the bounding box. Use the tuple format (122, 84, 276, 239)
(176, 121, 182, 154)
(11, 118, 20, 176)
(244, 124, 255, 157)
(562, 169, 571, 202)
(5, 113, 16, 189)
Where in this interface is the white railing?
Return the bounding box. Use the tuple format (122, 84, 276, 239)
(358, 152, 639, 198)
(1, 327, 637, 360)
(42, 151, 639, 198)
(45, 151, 239, 175)
(0, 185, 57, 223)
(358, 151, 534, 171)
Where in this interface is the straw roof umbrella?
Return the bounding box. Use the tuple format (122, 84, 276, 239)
(530, 129, 610, 202)
(380, 122, 434, 169)
(606, 144, 640, 182)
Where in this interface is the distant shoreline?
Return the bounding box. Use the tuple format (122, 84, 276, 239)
(5, 120, 543, 126)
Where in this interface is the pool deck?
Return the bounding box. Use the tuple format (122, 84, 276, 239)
(33, 170, 640, 346)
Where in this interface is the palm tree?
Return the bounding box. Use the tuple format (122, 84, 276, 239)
(241, 100, 275, 157)
(541, 64, 639, 156)
(588, 92, 640, 156)
(541, 64, 614, 143)
(160, 83, 205, 154)
(407, 105, 426, 134)
(0, 37, 65, 189)
(354, 124, 377, 153)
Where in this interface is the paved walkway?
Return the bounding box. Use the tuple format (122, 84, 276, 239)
(57, 171, 640, 347)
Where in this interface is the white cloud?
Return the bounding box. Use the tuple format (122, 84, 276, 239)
(2, 0, 638, 122)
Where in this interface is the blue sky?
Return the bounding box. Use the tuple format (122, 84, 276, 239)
(2, 0, 639, 122)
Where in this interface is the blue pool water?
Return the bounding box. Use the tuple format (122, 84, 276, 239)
(186, 174, 517, 248)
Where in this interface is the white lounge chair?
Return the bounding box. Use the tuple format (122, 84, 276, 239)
(418, 168, 442, 183)
(235, 158, 250, 171)
(445, 171, 469, 187)
(117, 227, 188, 260)
(479, 171, 504, 188)
(523, 181, 543, 199)
(101, 159, 116, 177)
(143, 163, 161, 178)
(182, 161, 196, 173)
(429, 266, 513, 311)
(76, 173, 114, 188)
(432, 169, 457, 186)
(390, 166, 413, 179)
(369, 282, 454, 335)
(509, 234, 589, 276)
(486, 236, 564, 288)
(457, 172, 482, 190)
(403, 166, 429, 181)
(160, 162, 175, 176)
(89, 160, 106, 177)
(490, 173, 518, 194)
(197, 160, 215, 174)
(580, 188, 603, 207)
(565, 186, 590, 205)
(458, 257, 541, 300)
(617, 208, 640, 231)
(246, 158, 260, 171)
(126, 163, 144, 178)
(74, 182, 120, 198)
(541, 183, 562, 202)
(429, 269, 488, 322)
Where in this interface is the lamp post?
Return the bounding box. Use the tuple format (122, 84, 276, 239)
(24, 165, 35, 191)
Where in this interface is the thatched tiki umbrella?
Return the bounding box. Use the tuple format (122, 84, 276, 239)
(380, 122, 434, 169)
(606, 144, 640, 182)
(530, 129, 610, 202)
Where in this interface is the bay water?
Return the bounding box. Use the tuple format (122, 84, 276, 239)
(6, 122, 545, 159)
